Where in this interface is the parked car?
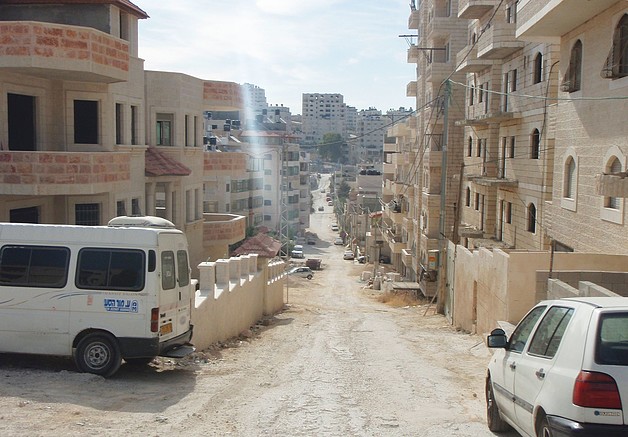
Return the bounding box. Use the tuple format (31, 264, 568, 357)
(485, 297, 628, 437)
(326, 196, 332, 202)
(379, 255, 391, 264)
(331, 224, 339, 231)
(307, 238, 316, 245)
(318, 206, 324, 211)
(343, 250, 354, 260)
(327, 201, 333, 206)
(334, 237, 344, 245)
(291, 244, 304, 258)
(287, 266, 314, 280)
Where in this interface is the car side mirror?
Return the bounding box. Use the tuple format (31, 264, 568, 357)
(487, 328, 508, 348)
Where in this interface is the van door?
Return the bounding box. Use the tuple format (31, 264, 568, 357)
(157, 234, 192, 343)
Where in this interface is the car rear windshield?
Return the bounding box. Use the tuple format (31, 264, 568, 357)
(596, 312, 628, 366)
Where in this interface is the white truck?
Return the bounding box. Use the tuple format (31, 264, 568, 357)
(0, 216, 194, 376)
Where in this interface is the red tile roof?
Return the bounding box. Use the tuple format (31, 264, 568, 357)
(232, 233, 282, 258)
(145, 146, 191, 177)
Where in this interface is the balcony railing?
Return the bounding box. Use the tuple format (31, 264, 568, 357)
(0, 21, 129, 83)
(458, 0, 497, 19)
(477, 21, 524, 60)
(202, 213, 246, 246)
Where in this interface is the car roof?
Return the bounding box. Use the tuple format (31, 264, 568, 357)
(541, 296, 628, 309)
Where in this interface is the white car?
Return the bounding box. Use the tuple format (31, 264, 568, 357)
(331, 224, 339, 231)
(486, 297, 628, 437)
(343, 250, 354, 260)
(287, 266, 313, 280)
(334, 237, 344, 245)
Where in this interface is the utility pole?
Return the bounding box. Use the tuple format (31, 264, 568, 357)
(436, 80, 450, 314)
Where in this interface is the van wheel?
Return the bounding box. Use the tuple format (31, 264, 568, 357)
(307, 274, 313, 280)
(74, 333, 122, 377)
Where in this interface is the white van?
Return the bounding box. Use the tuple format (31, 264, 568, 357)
(0, 216, 194, 376)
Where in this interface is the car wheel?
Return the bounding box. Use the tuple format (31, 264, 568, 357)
(486, 376, 510, 432)
(307, 274, 313, 280)
(74, 332, 122, 377)
(537, 415, 552, 437)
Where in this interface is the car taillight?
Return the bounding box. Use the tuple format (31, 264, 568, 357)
(151, 307, 159, 333)
(573, 371, 622, 409)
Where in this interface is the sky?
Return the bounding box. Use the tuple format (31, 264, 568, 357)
(132, 0, 416, 115)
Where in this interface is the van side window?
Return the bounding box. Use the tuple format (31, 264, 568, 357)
(77, 248, 145, 291)
(0, 245, 70, 288)
(161, 251, 176, 290)
(177, 250, 190, 286)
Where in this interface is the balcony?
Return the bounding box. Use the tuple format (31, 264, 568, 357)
(0, 22, 129, 83)
(596, 173, 628, 197)
(403, 216, 414, 234)
(468, 174, 518, 188)
(408, 9, 420, 30)
(458, 0, 497, 19)
(0, 151, 131, 195)
(202, 213, 246, 246)
(458, 223, 484, 239)
(477, 21, 524, 60)
(426, 15, 458, 40)
(383, 162, 395, 175)
(425, 60, 453, 85)
(406, 80, 418, 97)
(455, 44, 494, 73)
(517, 0, 617, 41)
(384, 228, 405, 254)
(384, 203, 404, 225)
(402, 248, 415, 267)
(407, 44, 420, 63)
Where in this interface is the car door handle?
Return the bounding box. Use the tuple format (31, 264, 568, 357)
(509, 361, 516, 370)
(535, 368, 545, 379)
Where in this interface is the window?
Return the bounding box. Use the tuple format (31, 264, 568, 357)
(264, 200, 272, 206)
(177, 250, 190, 287)
(116, 200, 126, 216)
(602, 14, 628, 78)
(528, 307, 573, 358)
(0, 245, 70, 288)
(474, 192, 480, 211)
(531, 129, 540, 159)
(596, 313, 628, 365)
(478, 84, 484, 103)
(469, 84, 475, 106)
(605, 157, 622, 209)
(510, 69, 518, 92)
(505, 201, 512, 224)
(156, 113, 173, 146)
(77, 248, 145, 291)
(563, 40, 583, 92)
(508, 306, 547, 353)
(75, 203, 100, 226)
(131, 105, 138, 145)
(509, 136, 516, 158)
(467, 137, 473, 157)
(564, 157, 576, 199)
(132, 198, 141, 215)
(506, 1, 517, 24)
(115, 103, 123, 145)
(476, 138, 483, 158)
(74, 100, 98, 144)
(528, 203, 537, 233)
(533, 53, 543, 84)
(465, 187, 471, 207)
(161, 251, 176, 290)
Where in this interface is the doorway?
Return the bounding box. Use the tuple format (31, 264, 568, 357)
(8, 93, 36, 151)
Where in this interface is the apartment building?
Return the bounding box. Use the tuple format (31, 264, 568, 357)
(398, 0, 467, 297)
(301, 93, 347, 149)
(0, 1, 250, 271)
(516, 0, 628, 254)
(456, 1, 559, 252)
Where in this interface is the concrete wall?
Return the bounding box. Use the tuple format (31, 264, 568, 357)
(191, 254, 285, 350)
(451, 246, 628, 335)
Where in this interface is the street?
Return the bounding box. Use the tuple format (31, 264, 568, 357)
(0, 179, 518, 437)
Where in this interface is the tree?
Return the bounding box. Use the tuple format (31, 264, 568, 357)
(317, 133, 346, 163)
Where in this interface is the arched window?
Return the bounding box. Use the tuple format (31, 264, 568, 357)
(566, 40, 583, 92)
(564, 157, 576, 199)
(534, 53, 543, 84)
(527, 203, 537, 233)
(605, 157, 622, 209)
(531, 129, 541, 159)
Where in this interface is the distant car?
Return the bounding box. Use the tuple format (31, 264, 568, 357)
(307, 238, 316, 245)
(486, 297, 628, 437)
(334, 237, 344, 245)
(288, 266, 313, 280)
(291, 244, 304, 258)
(331, 224, 339, 231)
(326, 196, 332, 202)
(318, 206, 324, 211)
(327, 201, 333, 206)
(343, 250, 355, 260)
(379, 255, 390, 264)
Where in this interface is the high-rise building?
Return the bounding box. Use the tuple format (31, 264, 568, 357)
(301, 93, 347, 149)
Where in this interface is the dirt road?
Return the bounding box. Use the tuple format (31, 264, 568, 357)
(0, 182, 516, 436)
